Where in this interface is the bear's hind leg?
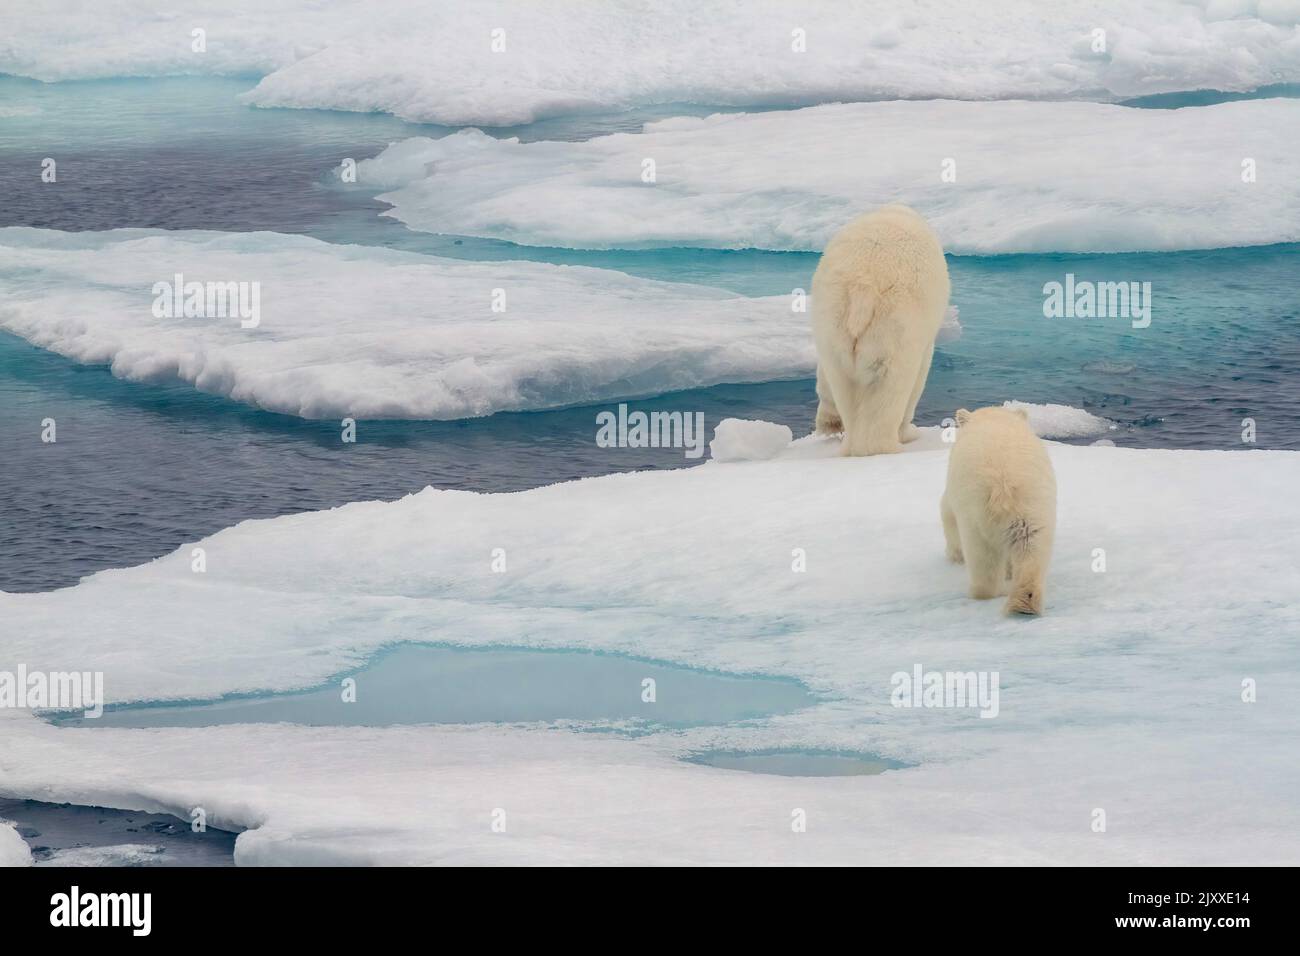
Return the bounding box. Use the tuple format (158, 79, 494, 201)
(899, 340, 935, 444)
(818, 359, 863, 453)
(961, 525, 1003, 600)
(839, 360, 909, 456)
(813, 364, 843, 435)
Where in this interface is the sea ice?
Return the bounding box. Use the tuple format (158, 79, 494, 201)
(0, 229, 811, 420)
(0, 230, 972, 421)
(709, 418, 794, 462)
(2, 1, 1298, 125)
(0, 824, 31, 867)
(2, 440, 1297, 864)
(356, 99, 1300, 254)
(1001, 401, 1116, 439)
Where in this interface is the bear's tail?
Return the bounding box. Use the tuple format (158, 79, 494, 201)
(842, 285, 879, 348)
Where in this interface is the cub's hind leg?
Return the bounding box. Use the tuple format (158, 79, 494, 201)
(941, 495, 963, 564)
(961, 523, 1003, 600)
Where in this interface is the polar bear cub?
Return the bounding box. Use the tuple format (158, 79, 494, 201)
(941, 406, 1057, 615)
(812, 204, 950, 455)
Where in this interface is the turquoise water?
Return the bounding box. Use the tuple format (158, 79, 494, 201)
(1116, 82, 1300, 108)
(44, 643, 902, 782)
(2, 74, 1297, 596)
(45, 644, 816, 729)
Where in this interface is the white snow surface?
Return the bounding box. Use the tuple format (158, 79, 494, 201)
(0, 229, 812, 420)
(357, 99, 1300, 254)
(2, 2, 1299, 125)
(1, 439, 1297, 864)
(709, 418, 794, 462)
(712, 405, 1113, 462)
(0, 824, 32, 867)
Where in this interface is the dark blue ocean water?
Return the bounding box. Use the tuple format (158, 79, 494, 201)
(2, 75, 1297, 592)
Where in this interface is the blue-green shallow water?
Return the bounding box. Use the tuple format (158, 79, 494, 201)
(1116, 82, 1300, 108)
(2, 75, 1298, 593)
(43, 644, 816, 729)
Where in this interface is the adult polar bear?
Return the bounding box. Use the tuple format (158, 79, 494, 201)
(812, 205, 950, 455)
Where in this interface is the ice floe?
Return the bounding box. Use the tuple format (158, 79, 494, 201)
(2, 439, 1297, 863)
(709, 418, 794, 462)
(1001, 401, 1116, 439)
(356, 99, 1300, 254)
(0, 824, 31, 867)
(711, 404, 1113, 463)
(3, 1, 1299, 124)
(0, 229, 813, 420)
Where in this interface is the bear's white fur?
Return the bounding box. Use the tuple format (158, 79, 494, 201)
(812, 204, 950, 455)
(941, 405, 1057, 615)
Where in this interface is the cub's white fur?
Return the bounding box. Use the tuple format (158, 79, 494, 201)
(941, 406, 1057, 615)
(812, 204, 950, 455)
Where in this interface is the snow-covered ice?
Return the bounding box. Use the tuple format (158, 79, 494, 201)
(0, 824, 31, 867)
(711, 404, 1113, 463)
(1001, 401, 1116, 439)
(3, 1, 1298, 125)
(357, 99, 1300, 254)
(709, 419, 794, 462)
(0, 230, 969, 421)
(0, 229, 813, 420)
(2, 439, 1297, 864)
